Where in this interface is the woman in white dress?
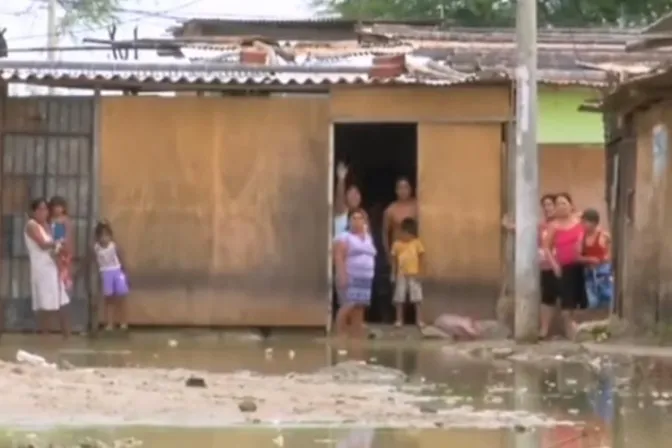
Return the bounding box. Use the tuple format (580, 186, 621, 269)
(24, 198, 70, 337)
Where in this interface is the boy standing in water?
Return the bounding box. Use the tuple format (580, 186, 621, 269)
(390, 218, 425, 328)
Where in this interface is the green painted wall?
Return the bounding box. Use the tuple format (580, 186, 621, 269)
(538, 87, 604, 144)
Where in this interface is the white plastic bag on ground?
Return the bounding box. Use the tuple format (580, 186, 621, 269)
(16, 350, 57, 369)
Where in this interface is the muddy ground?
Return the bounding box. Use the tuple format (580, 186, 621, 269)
(0, 358, 567, 430)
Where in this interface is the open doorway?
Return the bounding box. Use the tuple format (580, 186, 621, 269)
(332, 122, 418, 324)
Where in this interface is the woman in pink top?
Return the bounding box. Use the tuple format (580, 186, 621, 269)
(537, 194, 559, 338)
(543, 193, 587, 339)
(503, 194, 557, 333)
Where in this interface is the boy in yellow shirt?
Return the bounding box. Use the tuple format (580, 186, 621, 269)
(390, 218, 425, 328)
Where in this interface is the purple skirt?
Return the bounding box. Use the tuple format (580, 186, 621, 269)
(101, 267, 129, 297)
(338, 276, 372, 306)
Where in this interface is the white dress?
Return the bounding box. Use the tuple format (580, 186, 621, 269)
(24, 220, 70, 311)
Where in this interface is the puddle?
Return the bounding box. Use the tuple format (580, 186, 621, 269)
(0, 426, 557, 448)
(0, 333, 671, 446)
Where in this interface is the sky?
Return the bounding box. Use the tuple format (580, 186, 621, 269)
(0, 0, 315, 62)
(0, 0, 316, 93)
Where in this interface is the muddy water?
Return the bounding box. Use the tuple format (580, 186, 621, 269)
(0, 332, 671, 447)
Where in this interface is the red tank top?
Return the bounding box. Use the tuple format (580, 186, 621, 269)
(583, 230, 608, 262)
(554, 222, 583, 266)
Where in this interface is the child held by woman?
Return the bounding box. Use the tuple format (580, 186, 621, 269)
(49, 196, 73, 291)
(92, 220, 130, 330)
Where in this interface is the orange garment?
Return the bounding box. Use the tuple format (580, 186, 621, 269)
(582, 230, 608, 262)
(56, 247, 73, 291)
(52, 219, 73, 291)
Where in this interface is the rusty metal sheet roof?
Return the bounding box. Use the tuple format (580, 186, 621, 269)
(162, 37, 671, 82)
(170, 18, 442, 39)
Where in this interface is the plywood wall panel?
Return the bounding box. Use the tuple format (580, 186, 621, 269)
(330, 86, 511, 121)
(100, 96, 330, 326)
(417, 123, 502, 319)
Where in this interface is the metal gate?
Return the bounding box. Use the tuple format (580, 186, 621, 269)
(1, 96, 95, 332)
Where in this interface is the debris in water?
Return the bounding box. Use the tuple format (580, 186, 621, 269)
(272, 434, 284, 447)
(420, 325, 452, 340)
(491, 347, 514, 358)
(418, 399, 446, 413)
(288, 350, 295, 360)
(168, 339, 178, 348)
(337, 349, 348, 356)
(238, 398, 258, 413)
(265, 348, 273, 360)
(15, 350, 56, 369)
(59, 359, 76, 371)
(185, 376, 207, 388)
(485, 395, 504, 405)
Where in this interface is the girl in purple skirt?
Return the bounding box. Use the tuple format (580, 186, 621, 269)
(93, 220, 130, 331)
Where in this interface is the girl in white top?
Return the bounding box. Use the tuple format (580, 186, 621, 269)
(92, 220, 130, 331)
(24, 198, 70, 337)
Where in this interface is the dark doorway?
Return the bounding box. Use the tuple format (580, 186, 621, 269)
(332, 123, 418, 324)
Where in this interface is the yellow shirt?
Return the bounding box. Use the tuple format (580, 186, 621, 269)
(391, 239, 425, 276)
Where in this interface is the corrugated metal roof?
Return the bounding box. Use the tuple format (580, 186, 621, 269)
(0, 64, 505, 88)
(0, 56, 609, 89)
(160, 37, 668, 85)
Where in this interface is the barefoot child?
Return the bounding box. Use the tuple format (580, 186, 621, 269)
(93, 220, 130, 330)
(390, 218, 425, 328)
(49, 196, 73, 291)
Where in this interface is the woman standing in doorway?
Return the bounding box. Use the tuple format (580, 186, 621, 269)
(25, 198, 70, 337)
(334, 209, 376, 337)
(334, 162, 366, 237)
(543, 193, 586, 339)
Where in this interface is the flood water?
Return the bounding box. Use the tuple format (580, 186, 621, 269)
(1, 331, 671, 447)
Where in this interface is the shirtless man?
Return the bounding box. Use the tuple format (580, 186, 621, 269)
(382, 177, 418, 257)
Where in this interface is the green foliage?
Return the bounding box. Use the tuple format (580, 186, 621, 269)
(56, 0, 121, 32)
(312, 0, 672, 27)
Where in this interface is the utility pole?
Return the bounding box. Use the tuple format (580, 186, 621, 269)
(47, 0, 58, 95)
(514, 0, 539, 342)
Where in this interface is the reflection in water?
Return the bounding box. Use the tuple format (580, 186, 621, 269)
(0, 334, 671, 446)
(336, 428, 375, 448)
(512, 365, 541, 448)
